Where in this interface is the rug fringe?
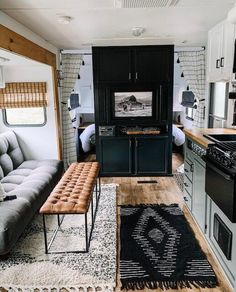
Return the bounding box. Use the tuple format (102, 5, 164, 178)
(121, 279, 218, 290)
(1, 284, 115, 292)
(121, 203, 179, 208)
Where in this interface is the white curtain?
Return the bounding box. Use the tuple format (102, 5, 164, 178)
(178, 51, 206, 128)
(61, 54, 83, 168)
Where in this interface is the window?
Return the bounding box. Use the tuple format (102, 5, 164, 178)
(3, 107, 46, 126)
(0, 82, 48, 127)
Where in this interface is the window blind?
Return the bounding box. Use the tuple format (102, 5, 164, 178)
(0, 82, 48, 108)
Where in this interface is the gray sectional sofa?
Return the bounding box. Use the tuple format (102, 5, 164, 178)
(0, 131, 63, 255)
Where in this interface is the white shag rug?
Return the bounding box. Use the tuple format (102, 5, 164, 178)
(0, 184, 117, 292)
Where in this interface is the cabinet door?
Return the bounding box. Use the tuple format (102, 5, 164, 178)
(134, 46, 173, 84)
(135, 137, 168, 174)
(93, 47, 132, 83)
(221, 21, 235, 80)
(99, 137, 131, 175)
(207, 23, 223, 82)
(157, 84, 170, 124)
(192, 157, 206, 233)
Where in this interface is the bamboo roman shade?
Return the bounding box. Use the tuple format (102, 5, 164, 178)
(0, 82, 48, 108)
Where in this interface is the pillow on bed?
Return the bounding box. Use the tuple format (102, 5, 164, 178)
(172, 125, 185, 146)
(80, 124, 95, 152)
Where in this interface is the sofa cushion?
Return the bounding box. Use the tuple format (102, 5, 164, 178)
(0, 131, 24, 179)
(0, 159, 64, 254)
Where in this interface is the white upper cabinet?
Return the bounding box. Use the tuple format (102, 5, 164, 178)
(207, 20, 235, 82)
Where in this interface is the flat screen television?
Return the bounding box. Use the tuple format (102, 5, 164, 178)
(113, 91, 153, 118)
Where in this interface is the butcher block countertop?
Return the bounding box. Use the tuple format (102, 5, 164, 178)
(184, 128, 236, 148)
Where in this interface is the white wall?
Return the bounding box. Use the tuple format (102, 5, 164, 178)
(0, 64, 58, 160)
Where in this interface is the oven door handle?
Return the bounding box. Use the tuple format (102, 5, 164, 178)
(206, 160, 233, 181)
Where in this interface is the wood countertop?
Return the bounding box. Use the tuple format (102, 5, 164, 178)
(184, 128, 236, 148)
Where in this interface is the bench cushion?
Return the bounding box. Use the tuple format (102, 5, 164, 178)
(40, 162, 100, 214)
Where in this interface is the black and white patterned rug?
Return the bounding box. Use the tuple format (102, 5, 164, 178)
(120, 204, 218, 290)
(0, 184, 117, 292)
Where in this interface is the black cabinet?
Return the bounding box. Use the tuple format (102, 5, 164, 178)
(135, 136, 168, 174)
(93, 47, 131, 83)
(93, 45, 173, 84)
(100, 137, 131, 175)
(93, 45, 174, 176)
(134, 46, 173, 83)
(99, 136, 169, 176)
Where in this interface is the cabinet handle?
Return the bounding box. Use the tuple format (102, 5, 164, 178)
(128, 72, 131, 80)
(184, 168, 188, 172)
(220, 57, 224, 68)
(184, 183, 189, 187)
(190, 164, 194, 172)
(184, 196, 188, 202)
(135, 72, 138, 80)
(216, 59, 220, 69)
(135, 140, 138, 147)
(129, 140, 132, 148)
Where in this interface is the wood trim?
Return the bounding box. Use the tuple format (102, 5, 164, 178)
(0, 24, 56, 67)
(0, 24, 62, 160)
(52, 66, 63, 160)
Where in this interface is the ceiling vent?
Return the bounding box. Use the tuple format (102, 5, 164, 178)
(114, 0, 180, 8)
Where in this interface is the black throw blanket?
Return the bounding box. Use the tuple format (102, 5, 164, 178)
(120, 204, 218, 290)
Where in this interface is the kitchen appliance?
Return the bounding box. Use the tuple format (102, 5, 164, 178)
(208, 82, 229, 128)
(205, 140, 236, 222)
(213, 213, 232, 260)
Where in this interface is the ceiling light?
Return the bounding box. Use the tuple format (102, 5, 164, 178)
(227, 3, 236, 23)
(0, 56, 10, 63)
(57, 16, 72, 25)
(132, 27, 145, 37)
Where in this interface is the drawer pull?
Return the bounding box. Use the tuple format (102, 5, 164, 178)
(184, 168, 188, 172)
(184, 196, 188, 202)
(184, 183, 189, 187)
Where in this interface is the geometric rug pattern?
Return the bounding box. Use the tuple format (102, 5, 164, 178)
(120, 204, 218, 290)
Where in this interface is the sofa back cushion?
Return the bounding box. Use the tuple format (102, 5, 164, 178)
(0, 131, 24, 179)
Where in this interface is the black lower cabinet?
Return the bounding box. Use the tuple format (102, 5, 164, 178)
(135, 137, 167, 175)
(98, 136, 169, 176)
(99, 137, 131, 175)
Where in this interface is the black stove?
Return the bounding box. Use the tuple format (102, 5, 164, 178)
(206, 141, 236, 222)
(206, 142, 236, 174)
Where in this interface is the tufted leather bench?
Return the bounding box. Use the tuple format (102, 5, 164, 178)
(40, 162, 100, 253)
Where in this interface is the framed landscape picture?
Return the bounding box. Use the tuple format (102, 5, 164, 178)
(114, 91, 153, 117)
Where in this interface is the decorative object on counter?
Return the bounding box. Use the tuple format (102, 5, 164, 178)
(0, 184, 116, 292)
(120, 204, 218, 290)
(120, 126, 160, 135)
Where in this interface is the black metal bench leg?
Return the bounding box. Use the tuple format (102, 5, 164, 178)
(43, 215, 48, 254)
(85, 213, 88, 252)
(91, 193, 94, 227)
(57, 214, 60, 226)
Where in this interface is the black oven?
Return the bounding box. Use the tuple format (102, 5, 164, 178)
(205, 159, 236, 222)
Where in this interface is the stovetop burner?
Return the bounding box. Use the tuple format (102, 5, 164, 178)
(207, 142, 236, 171)
(215, 141, 236, 153)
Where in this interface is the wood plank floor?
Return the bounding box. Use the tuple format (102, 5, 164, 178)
(101, 153, 233, 292)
